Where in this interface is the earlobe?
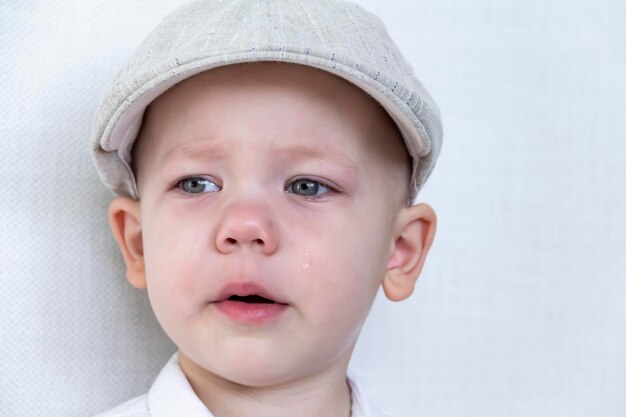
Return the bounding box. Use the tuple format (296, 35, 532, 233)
(108, 196, 147, 289)
(382, 203, 437, 302)
(382, 267, 415, 301)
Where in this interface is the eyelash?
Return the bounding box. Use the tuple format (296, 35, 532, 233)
(290, 178, 341, 200)
(173, 176, 337, 200)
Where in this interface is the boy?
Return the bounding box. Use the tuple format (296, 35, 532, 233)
(89, 1, 443, 416)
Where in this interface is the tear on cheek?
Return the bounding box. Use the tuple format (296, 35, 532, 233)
(301, 249, 312, 270)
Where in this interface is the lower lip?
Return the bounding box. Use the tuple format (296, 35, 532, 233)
(213, 300, 288, 324)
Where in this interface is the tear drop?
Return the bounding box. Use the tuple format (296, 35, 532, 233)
(302, 249, 311, 270)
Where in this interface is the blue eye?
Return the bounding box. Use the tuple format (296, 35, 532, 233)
(178, 177, 220, 194)
(286, 178, 332, 198)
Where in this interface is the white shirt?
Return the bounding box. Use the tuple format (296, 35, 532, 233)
(94, 351, 395, 417)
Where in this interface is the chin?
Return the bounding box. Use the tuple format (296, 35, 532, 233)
(217, 351, 297, 387)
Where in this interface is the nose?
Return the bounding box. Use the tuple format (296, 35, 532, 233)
(215, 202, 279, 255)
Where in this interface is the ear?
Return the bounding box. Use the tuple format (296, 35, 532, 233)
(108, 196, 146, 289)
(382, 203, 437, 301)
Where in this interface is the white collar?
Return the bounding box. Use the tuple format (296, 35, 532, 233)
(147, 351, 383, 417)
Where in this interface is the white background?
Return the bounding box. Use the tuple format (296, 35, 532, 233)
(1, 1, 624, 416)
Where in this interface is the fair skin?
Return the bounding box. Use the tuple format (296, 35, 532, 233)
(108, 62, 436, 417)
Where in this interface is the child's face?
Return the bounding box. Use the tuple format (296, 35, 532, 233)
(118, 62, 418, 386)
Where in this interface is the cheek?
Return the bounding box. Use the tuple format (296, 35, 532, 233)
(291, 228, 386, 363)
(297, 214, 388, 324)
(141, 213, 208, 321)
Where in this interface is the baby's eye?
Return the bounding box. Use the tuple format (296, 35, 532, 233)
(178, 177, 220, 194)
(286, 178, 332, 198)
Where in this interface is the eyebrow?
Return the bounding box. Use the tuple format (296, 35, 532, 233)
(162, 141, 358, 173)
(163, 141, 227, 162)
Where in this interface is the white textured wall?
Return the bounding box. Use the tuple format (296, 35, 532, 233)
(1, 1, 624, 416)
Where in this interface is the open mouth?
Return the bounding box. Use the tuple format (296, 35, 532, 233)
(215, 284, 288, 322)
(227, 295, 276, 304)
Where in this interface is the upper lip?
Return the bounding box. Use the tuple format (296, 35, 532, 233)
(214, 281, 287, 304)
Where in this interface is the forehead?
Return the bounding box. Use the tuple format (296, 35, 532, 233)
(133, 62, 406, 181)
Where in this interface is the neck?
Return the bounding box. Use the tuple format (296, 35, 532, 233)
(179, 352, 352, 417)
